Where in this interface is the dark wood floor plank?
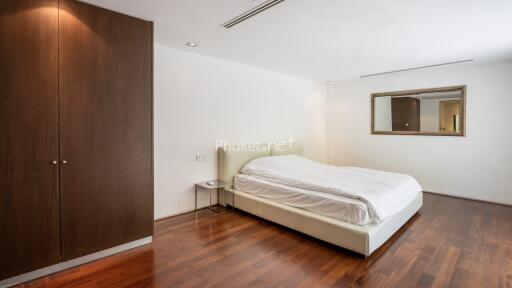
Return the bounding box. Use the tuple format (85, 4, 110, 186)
(16, 193, 512, 288)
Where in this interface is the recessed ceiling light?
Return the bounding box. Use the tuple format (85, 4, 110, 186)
(185, 42, 198, 48)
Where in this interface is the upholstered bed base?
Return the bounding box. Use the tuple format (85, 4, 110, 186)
(224, 188, 422, 256)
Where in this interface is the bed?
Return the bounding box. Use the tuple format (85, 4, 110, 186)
(218, 142, 422, 256)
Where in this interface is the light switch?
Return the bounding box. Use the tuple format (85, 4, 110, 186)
(196, 154, 206, 161)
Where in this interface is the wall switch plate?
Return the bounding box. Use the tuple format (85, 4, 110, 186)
(196, 154, 206, 161)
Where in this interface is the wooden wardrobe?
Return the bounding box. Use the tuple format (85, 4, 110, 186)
(0, 0, 153, 280)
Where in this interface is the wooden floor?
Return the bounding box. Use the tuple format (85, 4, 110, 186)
(18, 193, 512, 288)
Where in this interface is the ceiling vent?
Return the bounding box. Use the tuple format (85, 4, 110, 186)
(223, 0, 285, 29)
(360, 59, 474, 78)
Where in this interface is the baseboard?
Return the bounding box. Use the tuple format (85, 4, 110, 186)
(423, 191, 512, 207)
(0, 236, 152, 288)
(154, 203, 221, 221)
(154, 208, 196, 221)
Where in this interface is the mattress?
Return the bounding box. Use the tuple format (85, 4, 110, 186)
(240, 155, 423, 222)
(234, 174, 372, 225)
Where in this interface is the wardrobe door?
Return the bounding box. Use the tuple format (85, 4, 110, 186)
(59, 0, 153, 260)
(0, 0, 60, 279)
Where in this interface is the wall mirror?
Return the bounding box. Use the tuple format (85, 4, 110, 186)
(371, 86, 466, 136)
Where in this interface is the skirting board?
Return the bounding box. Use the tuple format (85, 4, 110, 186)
(423, 191, 512, 207)
(0, 236, 152, 288)
(154, 203, 217, 221)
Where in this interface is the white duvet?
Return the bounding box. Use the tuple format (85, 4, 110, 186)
(239, 155, 422, 223)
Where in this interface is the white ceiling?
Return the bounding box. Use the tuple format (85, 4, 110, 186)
(79, 0, 512, 82)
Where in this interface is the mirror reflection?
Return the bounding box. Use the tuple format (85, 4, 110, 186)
(372, 86, 465, 136)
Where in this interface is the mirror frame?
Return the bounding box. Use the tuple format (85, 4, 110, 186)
(371, 85, 466, 136)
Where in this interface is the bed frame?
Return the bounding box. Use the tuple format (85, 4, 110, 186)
(217, 142, 422, 256)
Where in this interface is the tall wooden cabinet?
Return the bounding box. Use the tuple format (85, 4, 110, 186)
(0, 0, 153, 280)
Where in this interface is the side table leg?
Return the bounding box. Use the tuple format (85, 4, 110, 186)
(209, 188, 212, 216)
(232, 188, 235, 212)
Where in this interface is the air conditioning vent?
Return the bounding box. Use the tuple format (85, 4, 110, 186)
(360, 59, 474, 77)
(223, 0, 285, 29)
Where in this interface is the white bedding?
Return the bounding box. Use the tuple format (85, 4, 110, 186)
(234, 174, 371, 225)
(240, 155, 423, 223)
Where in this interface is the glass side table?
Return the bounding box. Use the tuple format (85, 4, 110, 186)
(195, 180, 234, 216)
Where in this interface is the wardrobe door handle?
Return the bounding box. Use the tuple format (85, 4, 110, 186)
(50, 160, 58, 165)
(61, 160, 68, 165)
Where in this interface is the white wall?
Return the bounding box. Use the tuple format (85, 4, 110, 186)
(374, 96, 392, 131)
(328, 61, 512, 205)
(419, 98, 441, 131)
(154, 43, 327, 219)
